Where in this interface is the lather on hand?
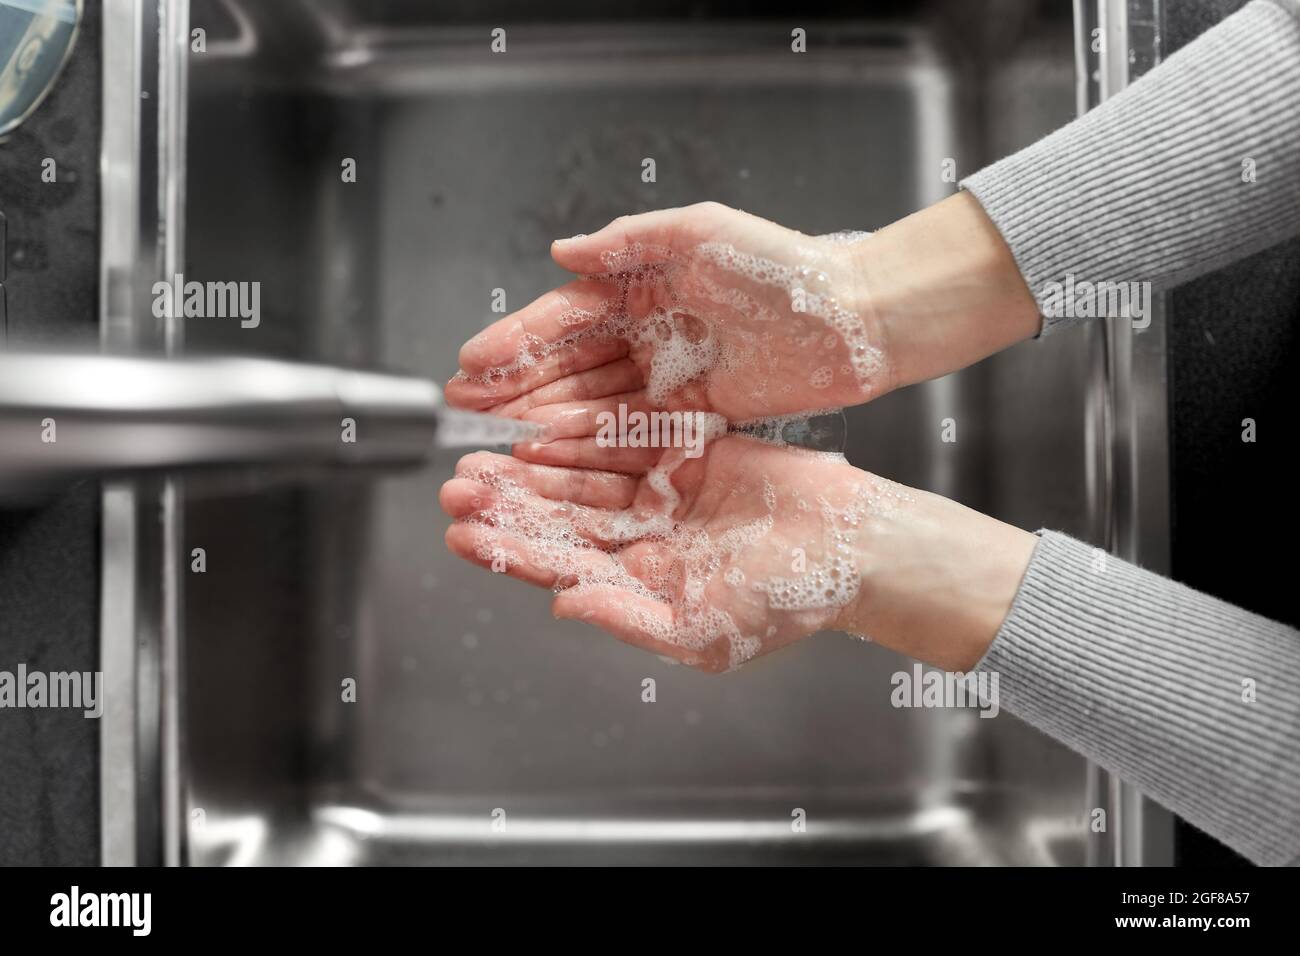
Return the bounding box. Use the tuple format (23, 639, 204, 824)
(441, 197, 1042, 673)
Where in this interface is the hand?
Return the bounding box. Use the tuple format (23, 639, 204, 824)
(442, 437, 884, 673)
(444, 194, 1042, 431)
(445, 201, 891, 424)
(440, 194, 1042, 672)
(440, 438, 1036, 673)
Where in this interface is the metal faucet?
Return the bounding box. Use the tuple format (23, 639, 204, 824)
(0, 352, 444, 497)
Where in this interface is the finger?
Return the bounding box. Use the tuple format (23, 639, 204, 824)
(453, 450, 637, 510)
(457, 278, 617, 375)
(444, 523, 616, 590)
(438, 477, 498, 517)
(551, 586, 729, 672)
(549, 202, 794, 277)
(488, 359, 644, 418)
(440, 477, 631, 551)
(551, 585, 680, 653)
(550, 207, 704, 275)
(444, 337, 629, 410)
(445, 523, 559, 588)
(519, 390, 650, 442)
(512, 436, 662, 474)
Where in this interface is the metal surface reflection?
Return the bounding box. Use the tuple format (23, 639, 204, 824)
(96, 0, 1104, 866)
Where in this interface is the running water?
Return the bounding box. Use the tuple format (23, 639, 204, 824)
(437, 406, 846, 454)
(730, 409, 848, 454)
(435, 407, 547, 449)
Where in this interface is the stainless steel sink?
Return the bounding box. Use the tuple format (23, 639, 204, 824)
(117, 0, 1110, 866)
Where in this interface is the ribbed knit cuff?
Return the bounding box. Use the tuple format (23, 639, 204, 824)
(961, 0, 1300, 335)
(978, 531, 1300, 866)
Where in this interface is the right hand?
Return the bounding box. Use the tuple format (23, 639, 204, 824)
(445, 195, 1042, 436)
(445, 201, 893, 424)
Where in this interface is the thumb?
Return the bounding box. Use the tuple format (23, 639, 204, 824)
(550, 204, 713, 274)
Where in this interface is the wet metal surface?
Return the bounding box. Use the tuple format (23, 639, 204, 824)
(180, 5, 1087, 866)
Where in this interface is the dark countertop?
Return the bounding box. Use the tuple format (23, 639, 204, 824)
(0, 5, 101, 866)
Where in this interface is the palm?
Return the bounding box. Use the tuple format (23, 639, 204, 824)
(442, 437, 877, 671)
(444, 202, 889, 422)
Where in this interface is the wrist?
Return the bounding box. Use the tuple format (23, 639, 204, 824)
(847, 192, 1042, 393)
(833, 477, 1038, 671)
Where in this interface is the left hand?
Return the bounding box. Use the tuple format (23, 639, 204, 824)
(440, 436, 1035, 674)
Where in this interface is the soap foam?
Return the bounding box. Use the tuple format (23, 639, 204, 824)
(458, 447, 911, 671)
(691, 241, 884, 384)
(457, 237, 886, 410)
(455, 233, 905, 669)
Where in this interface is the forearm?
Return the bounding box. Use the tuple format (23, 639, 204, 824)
(848, 0, 1300, 370)
(962, 0, 1300, 335)
(832, 476, 1037, 671)
(833, 475, 1300, 865)
(980, 532, 1300, 866)
(848, 192, 1041, 393)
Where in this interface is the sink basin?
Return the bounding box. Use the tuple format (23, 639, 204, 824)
(175, 0, 1092, 866)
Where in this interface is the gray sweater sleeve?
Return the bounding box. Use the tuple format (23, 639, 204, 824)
(977, 534, 1300, 866)
(961, 0, 1300, 866)
(963, 0, 1300, 335)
